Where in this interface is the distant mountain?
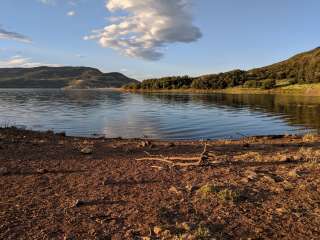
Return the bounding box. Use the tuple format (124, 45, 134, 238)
(124, 47, 320, 90)
(0, 66, 138, 89)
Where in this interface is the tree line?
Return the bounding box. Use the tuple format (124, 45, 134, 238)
(123, 49, 320, 90)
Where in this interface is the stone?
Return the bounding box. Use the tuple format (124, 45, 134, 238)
(37, 168, 48, 174)
(0, 167, 9, 176)
(275, 208, 287, 215)
(81, 146, 93, 154)
(139, 140, 151, 148)
(288, 169, 299, 178)
(153, 226, 162, 235)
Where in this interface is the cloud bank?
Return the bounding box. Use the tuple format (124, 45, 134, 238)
(85, 0, 202, 61)
(0, 56, 60, 68)
(0, 27, 32, 43)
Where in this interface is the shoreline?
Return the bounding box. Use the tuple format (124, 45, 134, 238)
(121, 83, 320, 96)
(1, 127, 320, 239)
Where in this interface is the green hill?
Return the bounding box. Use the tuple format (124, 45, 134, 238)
(0, 66, 138, 89)
(124, 47, 320, 90)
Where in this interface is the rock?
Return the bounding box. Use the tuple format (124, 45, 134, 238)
(275, 208, 287, 215)
(139, 140, 151, 148)
(153, 226, 162, 235)
(141, 237, 151, 240)
(37, 168, 48, 174)
(0, 167, 9, 176)
(81, 146, 93, 154)
(288, 169, 299, 178)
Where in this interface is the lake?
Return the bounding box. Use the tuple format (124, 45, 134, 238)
(0, 89, 319, 139)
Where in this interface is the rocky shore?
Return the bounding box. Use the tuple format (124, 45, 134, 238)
(1, 128, 320, 239)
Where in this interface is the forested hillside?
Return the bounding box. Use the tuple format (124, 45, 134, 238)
(124, 47, 320, 90)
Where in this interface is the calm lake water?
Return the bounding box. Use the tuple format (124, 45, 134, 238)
(0, 89, 319, 139)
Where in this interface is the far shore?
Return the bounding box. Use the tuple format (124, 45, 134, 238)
(121, 83, 320, 96)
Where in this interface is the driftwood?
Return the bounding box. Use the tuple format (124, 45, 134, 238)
(136, 143, 215, 167)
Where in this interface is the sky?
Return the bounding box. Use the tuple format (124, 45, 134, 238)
(0, 0, 319, 80)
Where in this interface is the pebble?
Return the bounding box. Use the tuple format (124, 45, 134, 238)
(81, 146, 93, 154)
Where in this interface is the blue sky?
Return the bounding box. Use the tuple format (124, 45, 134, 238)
(0, 0, 319, 80)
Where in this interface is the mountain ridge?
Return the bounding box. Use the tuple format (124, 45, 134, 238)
(0, 66, 138, 89)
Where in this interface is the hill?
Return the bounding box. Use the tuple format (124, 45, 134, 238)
(0, 66, 138, 89)
(124, 47, 320, 90)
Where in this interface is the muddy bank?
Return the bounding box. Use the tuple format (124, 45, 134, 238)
(1, 128, 320, 239)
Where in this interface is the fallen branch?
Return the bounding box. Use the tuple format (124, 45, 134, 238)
(136, 143, 215, 167)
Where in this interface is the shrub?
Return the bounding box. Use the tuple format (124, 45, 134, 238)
(243, 80, 261, 88)
(261, 79, 276, 89)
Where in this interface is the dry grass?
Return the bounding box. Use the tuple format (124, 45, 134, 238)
(233, 151, 263, 162)
(298, 147, 320, 162)
(303, 133, 317, 143)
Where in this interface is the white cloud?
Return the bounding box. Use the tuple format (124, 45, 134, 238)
(0, 55, 61, 68)
(85, 0, 202, 61)
(0, 26, 32, 43)
(37, 0, 56, 5)
(67, 10, 76, 16)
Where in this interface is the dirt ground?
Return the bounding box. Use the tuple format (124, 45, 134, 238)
(1, 128, 320, 239)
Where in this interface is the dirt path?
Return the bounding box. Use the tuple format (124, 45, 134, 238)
(1, 128, 320, 239)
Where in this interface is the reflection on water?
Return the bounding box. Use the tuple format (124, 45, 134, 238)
(0, 89, 319, 139)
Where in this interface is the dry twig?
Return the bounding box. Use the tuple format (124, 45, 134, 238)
(136, 143, 215, 167)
